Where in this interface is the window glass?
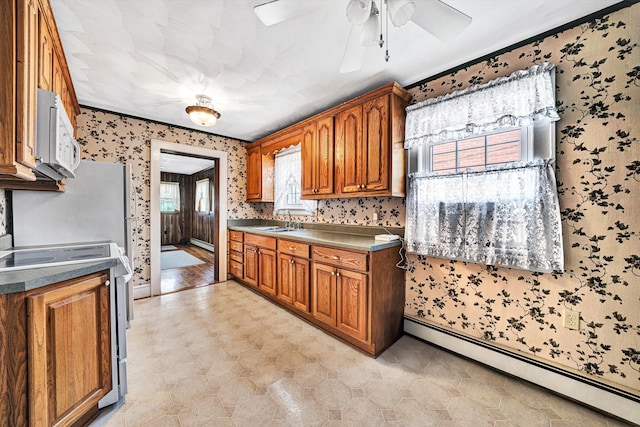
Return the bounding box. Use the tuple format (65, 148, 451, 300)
(160, 182, 180, 212)
(195, 178, 210, 212)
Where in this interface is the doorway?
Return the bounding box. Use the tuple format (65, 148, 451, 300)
(150, 140, 228, 297)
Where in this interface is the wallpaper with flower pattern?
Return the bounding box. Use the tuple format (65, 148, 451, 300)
(404, 4, 639, 394)
(1, 1, 634, 396)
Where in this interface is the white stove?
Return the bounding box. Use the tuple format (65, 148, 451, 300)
(0, 242, 119, 272)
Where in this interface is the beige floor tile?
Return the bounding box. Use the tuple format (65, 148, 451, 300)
(91, 281, 631, 426)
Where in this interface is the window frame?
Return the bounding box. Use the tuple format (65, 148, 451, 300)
(273, 145, 317, 216)
(160, 181, 181, 213)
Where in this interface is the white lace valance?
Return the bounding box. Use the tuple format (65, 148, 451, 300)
(404, 62, 560, 149)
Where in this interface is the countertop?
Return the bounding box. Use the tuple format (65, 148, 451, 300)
(0, 259, 117, 295)
(228, 224, 403, 252)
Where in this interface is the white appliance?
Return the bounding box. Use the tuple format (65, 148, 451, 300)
(11, 160, 137, 408)
(35, 88, 81, 180)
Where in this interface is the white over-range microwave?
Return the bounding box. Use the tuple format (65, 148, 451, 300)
(35, 88, 80, 180)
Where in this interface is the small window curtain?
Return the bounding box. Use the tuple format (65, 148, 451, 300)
(160, 182, 180, 212)
(273, 145, 317, 215)
(404, 62, 560, 149)
(404, 63, 563, 273)
(405, 160, 564, 273)
(195, 178, 210, 212)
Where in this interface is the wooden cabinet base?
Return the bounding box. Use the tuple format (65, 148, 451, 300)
(234, 245, 404, 358)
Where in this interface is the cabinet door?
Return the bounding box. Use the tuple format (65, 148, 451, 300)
(38, 12, 53, 91)
(277, 253, 294, 305)
(336, 269, 368, 342)
(258, 247, 277, 296)
(300, 122, 316, 197)
(335, 104, 362, 194)
(362, 95, 389, 192)
(16, 0, 38, 169)
(244, 244, 259, 287)
(292, 257, 310, 312)
(312, 263, 337, 326)
(27, 272, 112, 426)
(246, 145, 262, 201)
(315, 116, 334, 196)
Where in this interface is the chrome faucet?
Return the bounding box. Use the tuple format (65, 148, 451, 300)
(286, 210, 292, 230)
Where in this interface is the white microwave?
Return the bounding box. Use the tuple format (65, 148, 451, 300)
(35, 88, 80, 180)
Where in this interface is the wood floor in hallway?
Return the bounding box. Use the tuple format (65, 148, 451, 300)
(160, 244, 216, 295)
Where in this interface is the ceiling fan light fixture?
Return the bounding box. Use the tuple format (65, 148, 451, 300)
(185, 95, 221, 127)
(346, 0, 372, 25)
(360, 1, 380, 46)
(387, 0, 415, 27)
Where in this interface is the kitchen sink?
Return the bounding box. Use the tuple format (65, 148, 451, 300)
(251, 226, 290, 232)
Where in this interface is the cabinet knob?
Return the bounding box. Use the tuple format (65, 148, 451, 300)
(104, 280, 110, 287)
(331, 271, 335, 276)
(290, 259, 294, 264)
(336, 272, 341, 277)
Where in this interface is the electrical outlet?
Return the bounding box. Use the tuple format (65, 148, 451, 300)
(373, 210, 379, 221)
(563, 309, 580, 330)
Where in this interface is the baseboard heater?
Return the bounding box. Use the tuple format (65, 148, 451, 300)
(404, 317, 639, 425)
(189, 238, 214, 252)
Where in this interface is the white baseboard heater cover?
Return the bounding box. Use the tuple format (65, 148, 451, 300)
(404, 318, 639, 425)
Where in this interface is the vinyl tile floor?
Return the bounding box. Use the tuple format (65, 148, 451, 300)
(94, 281, 631, 427)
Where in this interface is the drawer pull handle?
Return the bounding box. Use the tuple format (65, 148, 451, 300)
(331, 255, 341, 260)
(288, 247, 296, 251)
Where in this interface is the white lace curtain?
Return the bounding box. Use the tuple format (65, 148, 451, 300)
(273, 145, 317, 215)
(404, 62, 559, 149)
(160, 181, 180, 212)
(405, 160, 564, 273)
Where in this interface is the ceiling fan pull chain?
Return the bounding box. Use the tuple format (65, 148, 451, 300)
(384, 0, 390, 61)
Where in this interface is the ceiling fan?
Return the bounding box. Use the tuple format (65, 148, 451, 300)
(253, 0, 472, 73)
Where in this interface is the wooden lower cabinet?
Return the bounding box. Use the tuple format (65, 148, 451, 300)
(278, 253, 310, 313)
(231, 229, 404, 357)
(312, 263, 368, 342)
(228, 231, 244, 280)
(0, 270, 112, 426)
(257, 247, 277, 296)
(243, 243, 258, 287)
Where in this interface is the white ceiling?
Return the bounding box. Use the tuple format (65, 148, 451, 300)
(50, 0, 621, 142)
(160, 152, 215, 174)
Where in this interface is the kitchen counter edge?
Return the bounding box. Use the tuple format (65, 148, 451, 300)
(228, 225, 402, 252)
(0, 259, 117, 295)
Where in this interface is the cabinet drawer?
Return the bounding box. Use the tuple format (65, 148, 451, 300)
(244, 233, 277, 250)
(229, 230, 243, 242)
(229, 240, 243, 253)
(278, 240, 310, 258)
(312, 246, 368, 272)
(229, 260, 243, 278)
(229, 250, 243, 263)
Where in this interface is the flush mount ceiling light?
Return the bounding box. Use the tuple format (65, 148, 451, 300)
(185, 94, 221, 127)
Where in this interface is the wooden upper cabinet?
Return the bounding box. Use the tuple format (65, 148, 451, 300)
(335, 104, 363, 194)
(245, 144, 274, 202)
(38, 11, 53, 91)
(301, 116, 334, 198)
(361, 95, 389, 192)
(0, 0, 80, 186)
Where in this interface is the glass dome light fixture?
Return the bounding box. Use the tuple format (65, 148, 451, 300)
(185, 94, 221, 127)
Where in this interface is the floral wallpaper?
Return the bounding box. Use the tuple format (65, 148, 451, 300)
(75, 111, 265, 287)
(404, 4, 639, 395)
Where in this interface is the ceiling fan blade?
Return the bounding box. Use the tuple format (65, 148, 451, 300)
(410, 0, 472, 41)
(339, 25, 367, 74)
(254, 0, 318, 26)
